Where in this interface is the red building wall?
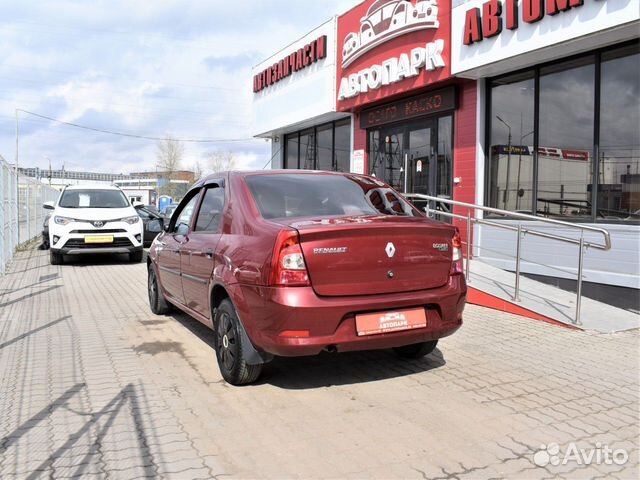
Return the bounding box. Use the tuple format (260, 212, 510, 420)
(452, 79, 477, 250)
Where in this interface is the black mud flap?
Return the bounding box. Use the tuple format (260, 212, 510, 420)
(235, 311, 274, 365)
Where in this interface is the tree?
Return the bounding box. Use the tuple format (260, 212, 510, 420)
(192, 161, 204, 181)
(206, 150, 235, 173)
(156, 136, 185, 198)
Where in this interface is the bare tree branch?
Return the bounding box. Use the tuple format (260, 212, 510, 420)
(156, 136, 185, 198)
(206, 150, 235, 173)
(192, 161, 204, 181)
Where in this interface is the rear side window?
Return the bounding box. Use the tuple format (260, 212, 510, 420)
(245, 174, 417, 220)
(195, 187, 225, 232)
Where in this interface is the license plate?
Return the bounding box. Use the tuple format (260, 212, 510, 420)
(355, 308, 427, 336)
(84, 235, 114, 244)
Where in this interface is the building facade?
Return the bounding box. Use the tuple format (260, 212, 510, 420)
(451, 0, 639, 290)
(252, 0, 639, 295)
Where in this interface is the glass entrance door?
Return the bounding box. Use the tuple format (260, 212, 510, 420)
(406, 125, 434, 195)
(368, 117, 451, 195)
(369, 127, 405, 191)
(368, 115, 453, 219)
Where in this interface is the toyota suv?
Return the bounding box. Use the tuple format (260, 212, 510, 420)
(44, 185, 144, 265)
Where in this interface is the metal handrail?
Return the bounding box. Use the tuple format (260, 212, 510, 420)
(403, 193, 612, 325)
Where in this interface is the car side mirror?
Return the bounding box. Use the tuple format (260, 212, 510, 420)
(43, 201, 55, 210)
(148, 219, 163, 233)
(163, 222, 171, 233)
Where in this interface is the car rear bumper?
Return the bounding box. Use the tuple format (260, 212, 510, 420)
(238, 275, 466, 357)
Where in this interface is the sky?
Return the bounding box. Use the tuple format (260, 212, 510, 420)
(0, 0, 360, 176)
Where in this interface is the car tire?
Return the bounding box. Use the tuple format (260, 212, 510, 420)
(393, 340, 438, 359)
(214, 298, 262, 385)
(148, 265, 171, 315)
(129, 250, 143, 263)
(50, 251, 63, 265)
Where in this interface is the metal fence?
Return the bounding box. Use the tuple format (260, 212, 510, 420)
(1, 155, 59, 274)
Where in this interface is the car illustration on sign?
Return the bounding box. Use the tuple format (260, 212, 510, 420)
(342, 0, 440, 68)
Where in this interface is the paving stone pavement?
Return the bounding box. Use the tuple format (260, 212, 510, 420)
(0, 249, 638, 479)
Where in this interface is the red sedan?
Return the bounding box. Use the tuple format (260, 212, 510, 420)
(147, 171, 466, 385)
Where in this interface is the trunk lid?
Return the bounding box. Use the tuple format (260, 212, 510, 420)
(287, 216, 455, 297)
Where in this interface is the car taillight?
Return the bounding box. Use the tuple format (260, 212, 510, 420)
(450, 229, 464, 275)
(270, 230, 310, 287)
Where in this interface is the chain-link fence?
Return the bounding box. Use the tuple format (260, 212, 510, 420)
(1, 155, 59, 274)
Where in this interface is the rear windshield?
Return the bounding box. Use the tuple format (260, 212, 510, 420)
(245, 174, 417, 220)
(59, 189, 129, 208)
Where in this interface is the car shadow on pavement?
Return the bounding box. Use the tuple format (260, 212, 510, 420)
(62, 251, 148, 266)
(262, 349, 446, 389)
(169, 311, 446, 389)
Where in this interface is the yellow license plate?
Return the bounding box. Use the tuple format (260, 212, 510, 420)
(84, 235, 114, 244)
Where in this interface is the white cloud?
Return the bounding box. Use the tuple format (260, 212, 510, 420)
(0, 0, 360, 174)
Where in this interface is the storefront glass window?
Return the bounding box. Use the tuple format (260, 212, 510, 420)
(285, 133, 299, 169)
(316, 124, 333, 171)
(299, 129, 316, 170)
(282, 119, 351, 172)
(487, 43, 639, 223)
(539, 57, 595, 218)
(334, 119, 351, 172)
(489, 72, 535, 212)
(599, 45, 640, 221)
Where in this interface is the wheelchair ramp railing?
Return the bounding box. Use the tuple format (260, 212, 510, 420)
(403, 193, 612, 326)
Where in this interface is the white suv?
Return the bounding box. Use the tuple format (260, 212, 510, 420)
(44, 185, 144, 265)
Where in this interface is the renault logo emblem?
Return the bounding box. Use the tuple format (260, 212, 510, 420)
(385, 242, 396, 258)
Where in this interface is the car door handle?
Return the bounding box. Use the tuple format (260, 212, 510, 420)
(205, 249, 213, 258)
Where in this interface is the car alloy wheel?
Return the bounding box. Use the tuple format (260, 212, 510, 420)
(148, 269, 157, 306)
(147, 265, 171, 315)
(213, 299, 262, 385)
(216, 311, 238, 372)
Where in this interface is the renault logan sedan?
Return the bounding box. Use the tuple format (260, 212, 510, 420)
(147, 171, 466, 385)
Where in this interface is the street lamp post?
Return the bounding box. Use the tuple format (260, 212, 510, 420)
(516, 130, 534, 210)
(42, 155, 53, 186)
(496, 115, 512, 210)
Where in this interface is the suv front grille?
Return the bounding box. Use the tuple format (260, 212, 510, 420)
(63, 237, 133, 249)
(70, 229, 127, 234)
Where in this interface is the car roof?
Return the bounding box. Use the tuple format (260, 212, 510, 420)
(194, 169, 345, 186)
(188, 170, 378, 197)
(63, 184, 122, 191)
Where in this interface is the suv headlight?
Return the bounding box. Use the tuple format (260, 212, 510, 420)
(54, 216, 73, 225)
(120, 215, 140, 225)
